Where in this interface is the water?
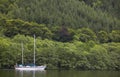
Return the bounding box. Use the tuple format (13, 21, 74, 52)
(0, 70, 120, 77)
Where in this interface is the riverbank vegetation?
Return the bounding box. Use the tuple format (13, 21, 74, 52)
(0, 35, 120, 70)
(0, 0, 120, 70)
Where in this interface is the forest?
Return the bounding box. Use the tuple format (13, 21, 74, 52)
(0, 0, 120, 70)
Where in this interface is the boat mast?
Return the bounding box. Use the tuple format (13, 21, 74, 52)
(34, 34, 36, 66)
(21, 42, 24, 65)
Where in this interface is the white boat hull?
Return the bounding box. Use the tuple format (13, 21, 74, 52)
(15, 66, 46, 71)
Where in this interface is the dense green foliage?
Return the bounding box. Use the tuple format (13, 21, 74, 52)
(0, 35, 120, 70)
(0, 0, 120, 70)
(7, 0, 120, 32)
(81, 0, 120, 19)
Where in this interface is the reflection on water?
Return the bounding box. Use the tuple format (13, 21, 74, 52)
(0, 70, 120, 77)
(45, 70, 120, 77)
(15, 70, 46, 77)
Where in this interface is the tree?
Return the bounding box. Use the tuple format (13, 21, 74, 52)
(98, 30, 109, 43)
(110, 30, 120, 42)
(53, 27, 74, 42)
(88, 45, 109, 70)
(76, 28, 96, 42)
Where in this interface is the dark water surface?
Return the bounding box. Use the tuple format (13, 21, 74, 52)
(0, 69, 120, 77)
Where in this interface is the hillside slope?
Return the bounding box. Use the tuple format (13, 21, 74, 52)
(7, 0, 120, 32)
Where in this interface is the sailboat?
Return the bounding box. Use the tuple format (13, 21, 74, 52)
(15, 35, 46, 71)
